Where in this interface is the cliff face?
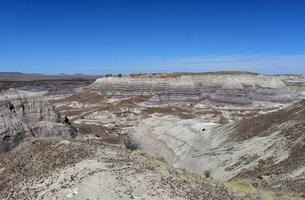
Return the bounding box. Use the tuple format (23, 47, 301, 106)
(0, 89, 76, 153)
(91, 73, 303, 105)
(278, 75, 305, 94)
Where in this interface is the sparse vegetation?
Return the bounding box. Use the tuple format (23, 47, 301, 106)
(123, 136, 139, 151)
(260, 191, 274, 200)
(204, 169, 212, 179)
(224, 179, 305, 200)
(224, 179, 256, 196)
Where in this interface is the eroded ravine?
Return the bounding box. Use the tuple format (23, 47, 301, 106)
(1, 73, 305, 199)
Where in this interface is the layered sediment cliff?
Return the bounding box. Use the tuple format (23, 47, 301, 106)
(0, 89, 76, 152)
(91, 72, 303, 105)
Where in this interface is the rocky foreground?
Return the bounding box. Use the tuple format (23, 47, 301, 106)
(0, 138, 250, 200)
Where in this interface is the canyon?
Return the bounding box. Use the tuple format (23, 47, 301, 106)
(0, 72, 305, 200)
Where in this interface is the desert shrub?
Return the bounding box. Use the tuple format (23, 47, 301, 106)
(204, 170, 212, 179)
(123, 136, 139, 151)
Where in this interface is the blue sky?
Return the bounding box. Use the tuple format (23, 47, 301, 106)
(0, 0, 305, 74)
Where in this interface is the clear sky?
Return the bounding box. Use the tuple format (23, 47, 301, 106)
(0, 0, 305, 75)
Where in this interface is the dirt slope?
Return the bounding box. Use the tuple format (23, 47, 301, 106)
(0, 138, 249, 200)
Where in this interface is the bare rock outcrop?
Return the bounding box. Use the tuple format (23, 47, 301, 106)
(0, 89, 76, 153)
(132, 100, 305, 194)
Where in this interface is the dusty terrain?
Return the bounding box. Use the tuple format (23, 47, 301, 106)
(1, 72, 305, 200)
(0, 138, 249, 200)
